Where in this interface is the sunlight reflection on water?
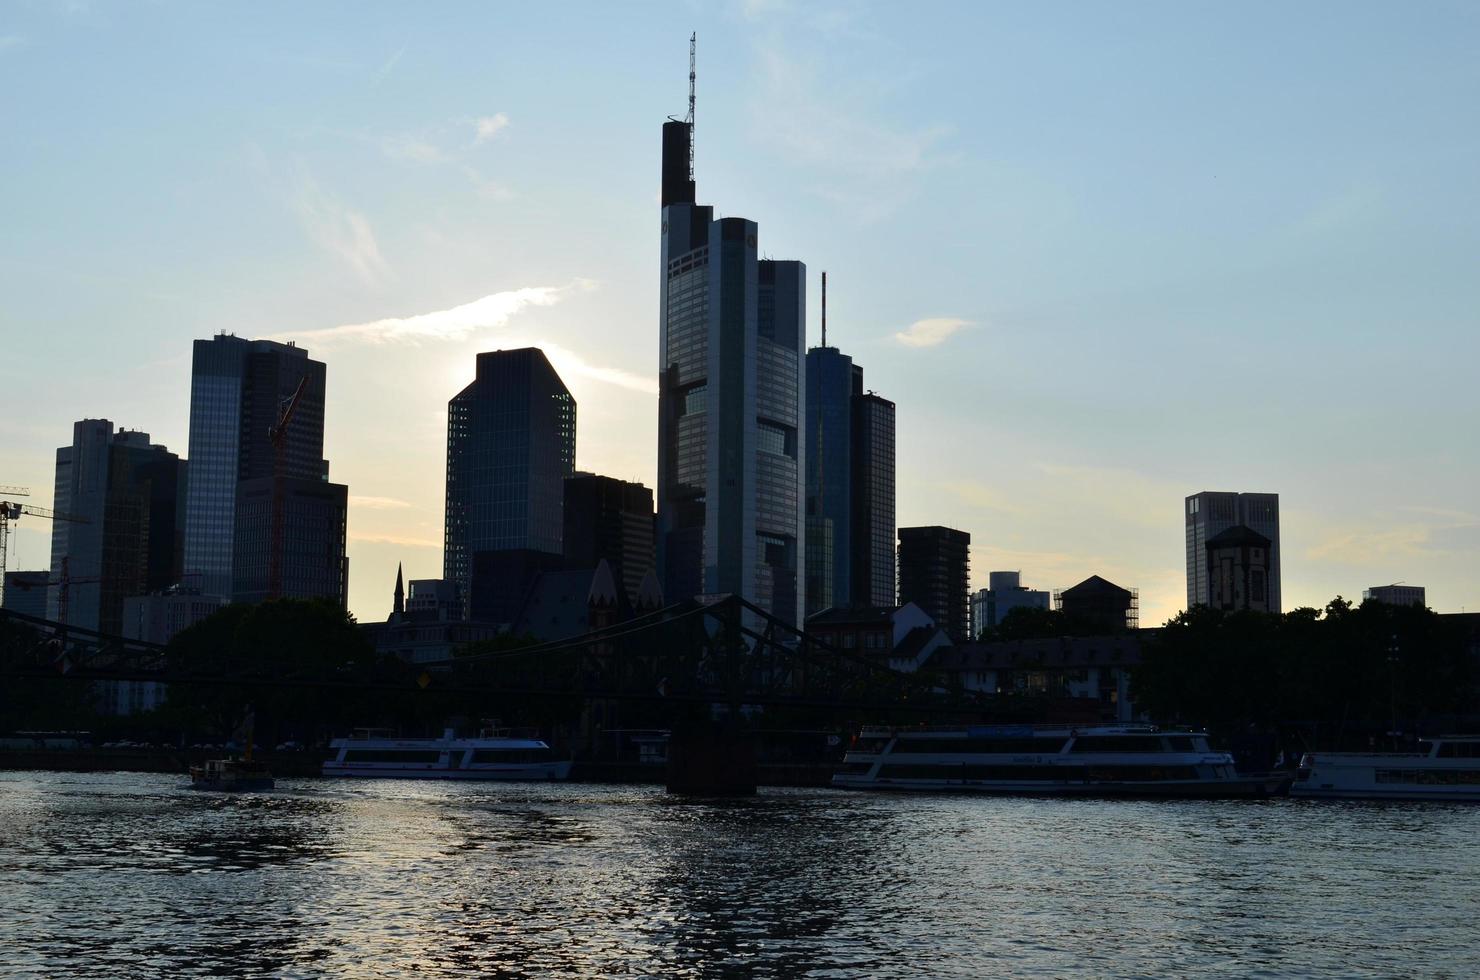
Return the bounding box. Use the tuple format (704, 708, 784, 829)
(2, 772, 1477, 978)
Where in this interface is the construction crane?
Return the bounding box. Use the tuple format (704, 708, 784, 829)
(268, 375, 310, 600)
(47, 555, 102, 627)
(0, 488, 90, 609)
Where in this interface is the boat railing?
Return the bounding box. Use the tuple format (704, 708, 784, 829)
(856, 724, 1168, 737)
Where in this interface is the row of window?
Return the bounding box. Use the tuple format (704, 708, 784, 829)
(1374, 769, 1480, 784)
(877, 764, 1200, 782)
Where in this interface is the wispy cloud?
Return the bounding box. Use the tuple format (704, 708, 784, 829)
(374, 44, 406, 82)
(276, 281, 592, 348)
(381, 134, 447, 164)
(293, 173, 391, 286)
(894, 317, 970, 348)
(474, 113, 510, 144)
(350, 495, 413, 510)
(348, 531, 440, 548)
(750, 45, 952, 221)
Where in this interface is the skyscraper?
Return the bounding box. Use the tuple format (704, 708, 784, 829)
(47, 421, 184, 632)
(804, 345, 853, 617)
(182, 335, 335, 601)
(898, 525, 971, 643)
(850, 389, 896, 610)
(563, 472, 655, 607)
(445, 348, 576, 616)
(656, 95, 807, 625)
(1185, 491, 1281, 612)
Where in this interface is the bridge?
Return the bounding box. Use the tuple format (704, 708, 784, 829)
(0, 597, 1008, 793)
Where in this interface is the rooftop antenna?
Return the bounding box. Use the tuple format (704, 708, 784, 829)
(821, 271, 828, 347)
(687, 32, 696, 182)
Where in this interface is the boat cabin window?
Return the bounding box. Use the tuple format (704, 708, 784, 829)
(1165, 737, 1196, 752)
(1436, 741, 1480, 759)
(343, 750, 442, 763)
(891, 738, 1067, 755)
(471, 749, 547, 764)
(1069, 736, 1166, 753)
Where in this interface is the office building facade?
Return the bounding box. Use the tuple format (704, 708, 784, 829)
(1364, 584, 1426, 607)
(898, 525, 971, 643)
(563, 473, 655, 607)
(1185, 491, 1281, 612)
(47, 421, 184, 633)
(182, 335, 333, 601)
(445, 348, 576, 616)
(803, 347, 853, 616)
(971, 571, 1051, 637)
(850, 391, 897, 610)
(232, 476, 348, 606)
(656, 115, 807, 625)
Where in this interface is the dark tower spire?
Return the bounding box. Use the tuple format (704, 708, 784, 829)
(661, 34, 697, 208)
(393, 562, 404, 617)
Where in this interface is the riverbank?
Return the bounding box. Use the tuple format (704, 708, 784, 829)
(0, 750, 837, 787)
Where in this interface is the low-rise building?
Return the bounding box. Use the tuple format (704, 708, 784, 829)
(923, 633, 1144, 722)
(113, 589, 227, 715)
(1364, 584, 1426, 608)
(970, 571, 1051, 638)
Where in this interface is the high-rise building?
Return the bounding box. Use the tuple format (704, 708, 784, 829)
(182, 335, 333, 600)
(1185, 491, 1281, 612)
(804, 346, 853, 616)
(563, 472, 655, 607)
(850, 390, 896, 609)
(445, 348, 576, 616)
(232, 476, 348, 605)
(971, 571, 1051, 637)
(1204, 526, 1273, 613)
(898, 525, 971, 643)
(656, 102, 807, 625)
(47, 421, 184, 632)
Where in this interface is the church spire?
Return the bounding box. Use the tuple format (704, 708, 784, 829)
(393, 562, 405, 617)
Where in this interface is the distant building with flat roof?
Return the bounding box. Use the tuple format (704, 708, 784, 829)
(1364, 584, 1426, 608)
(1186, 491, 1280, 612)
(898, 526, 971, 643)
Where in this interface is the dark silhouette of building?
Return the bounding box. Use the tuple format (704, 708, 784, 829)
(1204, 525, 1272, 612)
(445, 348, 576, 618)
(804, 346, 854, 616)
(563, 473, 654, 607)
(49, 421, 185, 632)
(182, 334, 334, 600)
(898, 525, 971, 642)
(1057, 575, 1138, 633)
(231, 475, 347, 606)
(469, 548, 565, 625)
(851, 390, 896, 609)
(657, 68, 806, 625)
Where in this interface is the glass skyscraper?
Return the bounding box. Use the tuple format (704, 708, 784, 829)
(850, 391, 897, 609)
(804, 347, 854, 616)
(181, 334, 340, 603)
(657, 116, 807, 626)
(444, 348, 576, 615)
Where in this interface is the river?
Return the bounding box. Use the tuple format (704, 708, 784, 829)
(1, 772, 1476, 978)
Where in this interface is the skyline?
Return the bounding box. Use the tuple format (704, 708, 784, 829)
(4, 2, 1479, 624)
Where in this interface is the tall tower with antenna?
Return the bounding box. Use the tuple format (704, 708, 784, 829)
(657, 34, 808, 626)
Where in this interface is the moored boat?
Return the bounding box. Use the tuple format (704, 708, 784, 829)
(189, 757, 275, 792)
(322, 727, 573, 781)
(833, 724, 1288, 798)
(1291, 735, 1480, 800)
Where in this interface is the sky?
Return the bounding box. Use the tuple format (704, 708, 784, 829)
(3, 0, 1478, 626)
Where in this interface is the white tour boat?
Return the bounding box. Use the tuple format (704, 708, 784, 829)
(833, 724, 1288, 798)
(1291, 735, 1480, 800)
(323, 728, 573, 781)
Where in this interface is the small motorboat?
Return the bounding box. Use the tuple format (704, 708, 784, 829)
(189, 756, 275, 792)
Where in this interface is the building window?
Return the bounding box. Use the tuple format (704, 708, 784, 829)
(1251, 569, 1266, 603)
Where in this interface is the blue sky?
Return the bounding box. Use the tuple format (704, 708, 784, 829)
(3, 1, 1478, 624)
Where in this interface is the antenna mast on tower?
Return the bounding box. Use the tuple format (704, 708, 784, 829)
(687, 32, 696, 181)
(822, 271, 828, 347)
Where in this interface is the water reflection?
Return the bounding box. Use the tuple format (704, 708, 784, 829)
(2, 774, 1479, 978)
